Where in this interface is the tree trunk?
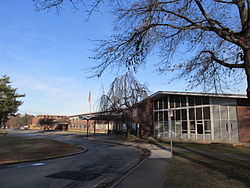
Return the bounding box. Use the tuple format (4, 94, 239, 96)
(245, 48, 250, 101)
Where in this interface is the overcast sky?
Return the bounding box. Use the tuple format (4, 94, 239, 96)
(0, 1, 247, 115)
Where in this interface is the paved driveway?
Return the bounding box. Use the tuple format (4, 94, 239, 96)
(0, 130, 142, 188)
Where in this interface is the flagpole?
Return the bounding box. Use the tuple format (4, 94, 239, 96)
(88, 91, 91, 115)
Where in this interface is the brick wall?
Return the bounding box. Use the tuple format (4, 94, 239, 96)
(132, 99, 154, 137)
(237, 99, 250, 143)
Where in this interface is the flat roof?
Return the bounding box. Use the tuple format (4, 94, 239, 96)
(149, 91, 247, 100)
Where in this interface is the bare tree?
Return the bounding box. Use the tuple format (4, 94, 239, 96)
(99, 71, 148, 135)
(34, 0, 250, 98)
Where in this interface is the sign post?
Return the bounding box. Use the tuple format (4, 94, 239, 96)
(169, 109, 173, 158)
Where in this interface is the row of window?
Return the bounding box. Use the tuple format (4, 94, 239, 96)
(69, 124, 108, 129)
(154, 95, 210, 110)
(156, 120, 211, 135)
(154, 107, 211, 121)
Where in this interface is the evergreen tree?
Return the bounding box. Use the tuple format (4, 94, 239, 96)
(0, 76, 25, 129)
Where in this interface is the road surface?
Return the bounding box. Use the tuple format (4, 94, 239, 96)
(0, 130, 142, 188)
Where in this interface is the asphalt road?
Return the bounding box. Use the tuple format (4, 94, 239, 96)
(0, 130, 142, 188)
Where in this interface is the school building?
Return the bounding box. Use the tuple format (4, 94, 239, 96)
(149, 91, 250, 143)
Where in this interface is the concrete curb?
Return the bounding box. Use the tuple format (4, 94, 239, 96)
(0, 147, 87, 165)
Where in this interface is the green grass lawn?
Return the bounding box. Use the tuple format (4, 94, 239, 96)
(0, 136, 83, 164)
(162, 141, 250, 188)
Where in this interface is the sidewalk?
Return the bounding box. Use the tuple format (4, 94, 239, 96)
(84, 135, 171, 188)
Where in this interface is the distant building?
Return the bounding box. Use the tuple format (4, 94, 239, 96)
(68, 111, 124, 134)
(30, 115, 68, 129)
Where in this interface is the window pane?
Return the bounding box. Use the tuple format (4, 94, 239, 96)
(204, 121, 211, 134)
(188, 96, 194, 106)
(164, 122, 169, 132)
(189, 108, 195, 120)
(176, 110, 181, 120)
(203, 107, 210, 119)
(196, 108, 202, 120)
(182, 109, 187, 120)
(175, 96, 180, 108)
(190, 121, 196, 133)
(182, 121, 188, 133)
(197, 122, 203, 134)
(159, 111, 163, 121)
(164, 111, 169, 121)
(181, 96, 186, 107)
(163, 98, 168, 109)
(203, 97, 209, 105)
(195, 96, 202, 105)
(154, 112, 159, 121)
(176, 122, 181, 133)
(159, 99, 163, 109)
(170, 96, 175, 108)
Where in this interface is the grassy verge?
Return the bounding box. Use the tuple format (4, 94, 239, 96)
(0, 136, 84, 164)
(162, 141, 250, 188)
(154, 139, 250, 156)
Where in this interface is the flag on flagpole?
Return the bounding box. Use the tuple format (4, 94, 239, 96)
(88, 91, 91, 103)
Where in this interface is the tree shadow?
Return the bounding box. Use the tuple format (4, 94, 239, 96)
(173, 146, 250, 187)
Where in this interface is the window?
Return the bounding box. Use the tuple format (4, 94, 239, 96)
(197, 121, 203, 134)
(182, 121, 188, 133)
(196, 108, 202, 120)
(154, 112, 159, 121)
(190, 121, 195, 133)
(203, 97, 209, 104)
(159, 111, 163, 121)
(175, 96, 180, 108)
(176, 122, 181, 134)
(176, 110, 181, 120)
(203, 107, 210, 119)
(195, 96, 202, 105)
(181, 96, 186, 107)
(164, 122, 169, 133)
(189, 108, 195, 120)
(163, 98, 168, 109)
(204, 121, 211, 134)
(181, 109, 187, 120)
(188, 96, 195, 106)
(159, 99, 163, 109)
(164, 111, 169, 121)
(170, 96, 175, 108)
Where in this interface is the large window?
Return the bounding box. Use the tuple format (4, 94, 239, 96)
(154, 94, 212, 139)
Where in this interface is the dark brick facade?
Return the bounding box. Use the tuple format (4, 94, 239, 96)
(132, 99, 154, 137)
(236, 99, 250, 143)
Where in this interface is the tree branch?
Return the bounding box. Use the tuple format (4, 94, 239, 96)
(199, 50, 244, 68)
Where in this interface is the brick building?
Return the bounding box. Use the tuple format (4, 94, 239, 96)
(30, 115, 68, 129)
